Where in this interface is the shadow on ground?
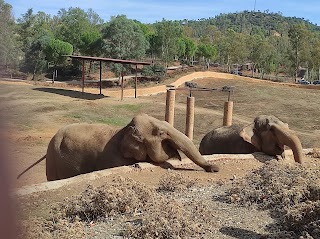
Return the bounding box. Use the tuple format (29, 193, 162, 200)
(33, 87, 107, 100)
(220, 227, 264, 239)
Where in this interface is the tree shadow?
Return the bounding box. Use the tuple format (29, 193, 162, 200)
(33, 87, 107, 100)
(219, 226, 265, 239)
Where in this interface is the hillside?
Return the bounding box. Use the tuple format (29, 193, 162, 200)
(181, 11, 320, 37)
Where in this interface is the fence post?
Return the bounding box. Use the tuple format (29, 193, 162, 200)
(223, 101, 233, 126)
(185, 96, 195, 140)
(165, 89, 176, 126)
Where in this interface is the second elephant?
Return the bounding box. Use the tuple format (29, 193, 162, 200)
(199, 115, 303, 163)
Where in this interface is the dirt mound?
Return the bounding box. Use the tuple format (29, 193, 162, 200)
(225, 160, 320, 238)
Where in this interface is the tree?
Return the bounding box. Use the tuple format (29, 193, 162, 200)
(43, 38, 73, 66)
(54, 7, 103, 54)
(22, 36, 49, 79)
(17, 9, 55, 75)
(218, 29, 248, 71)
(0, 0, 21, 68)
(102, 15, 149, 60)
(288, 23, 311, 80)
(78, 29, 103, 56)
(196, 43, 218, 65)
(153, 20, 183, 65)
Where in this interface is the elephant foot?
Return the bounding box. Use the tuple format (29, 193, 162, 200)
(203, 164, 219, 172)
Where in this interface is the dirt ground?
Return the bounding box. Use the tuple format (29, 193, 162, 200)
(1, 71, 320, 238)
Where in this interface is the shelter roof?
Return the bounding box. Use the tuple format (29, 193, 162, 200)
(65, 55, 151, 65)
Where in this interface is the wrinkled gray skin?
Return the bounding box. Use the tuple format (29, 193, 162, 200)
(19, 113, 219, 181)
(199, 115, 303, 164)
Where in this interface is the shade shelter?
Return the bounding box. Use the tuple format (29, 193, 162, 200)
(66, 55, 152, 99)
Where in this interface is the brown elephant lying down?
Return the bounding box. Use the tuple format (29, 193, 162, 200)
(18, 113, 219, 181)
(199, 115, 303, 164)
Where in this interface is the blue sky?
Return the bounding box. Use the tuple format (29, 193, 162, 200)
(6, 0, 320, 26)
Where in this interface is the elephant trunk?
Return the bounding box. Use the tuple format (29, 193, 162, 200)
(167, 126, 219, 172)
(271, 124, 303, 164)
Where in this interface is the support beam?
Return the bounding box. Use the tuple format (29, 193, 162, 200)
(185, 96, 195, 140)
(165, 89, 176, 126)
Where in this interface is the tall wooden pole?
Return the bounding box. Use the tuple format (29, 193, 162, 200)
(81, 59, 85, 96)
(135, 64, 138, 98)
(99, 61, 102, 95)
(185, 96, 195, 140)
(121, 71, 124, 101)
(223, 101, 233, 126)
(165, 89, 176, 126)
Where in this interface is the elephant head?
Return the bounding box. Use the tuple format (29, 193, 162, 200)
(120, 113, 219, 172)
(240, 115, 303, 163)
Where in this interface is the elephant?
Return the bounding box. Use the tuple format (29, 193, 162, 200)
(18, 113, 219, 181)
(199, 115, 303, 164)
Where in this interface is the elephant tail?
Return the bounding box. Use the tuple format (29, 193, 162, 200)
(17, 155, 46, 179)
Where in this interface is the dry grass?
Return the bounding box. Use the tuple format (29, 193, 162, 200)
(225, 160, 320, 238)
(18, 217, 85, 239)
(51, 176, 154, 222)
(157, 171, 197, 193)
(124, 199, 210, 239)
(19, 175, 216, 238)
(307, 148, 320, 158)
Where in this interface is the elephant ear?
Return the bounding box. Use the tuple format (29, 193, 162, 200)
(239, 123, 262, 150)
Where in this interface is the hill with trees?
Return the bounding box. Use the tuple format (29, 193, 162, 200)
(1, 0, 319, 82)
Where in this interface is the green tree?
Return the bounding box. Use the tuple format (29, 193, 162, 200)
(0, 0, 21, 68)
(78, 29, 103, 56)
(43, 38, 73, 66)
(309, 34, 320, 81)
(17, 9, 54, 75)
(102, 15, 149, 60)
(288, 23, 310, 80)
(153, 20, 183, 65)
(55, 7, 103, 53)
(22, 36, 49, 79)
(196, 43, 218, 65)
(184, 38, 197, 62)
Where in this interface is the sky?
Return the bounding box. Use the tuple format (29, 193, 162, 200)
(5, 0, 320, 26)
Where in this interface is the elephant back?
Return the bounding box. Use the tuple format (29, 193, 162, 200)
(199, 125, 257, 155)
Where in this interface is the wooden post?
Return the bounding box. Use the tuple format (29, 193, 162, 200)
(81, 59, 85, 95)
(223, 101, 233, 126)
(165, 89, 176, 126)
(135, 64, 138, 98)
(99, 61, 102, 95)
(121, 71, 124, 101)
(185, 96, 195, 140)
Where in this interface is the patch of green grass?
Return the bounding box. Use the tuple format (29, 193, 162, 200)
(112, 104, 143, 113)
(97, 117, 131, 127)
(68, 112, 130, 127)
(70, 114, 82, 119)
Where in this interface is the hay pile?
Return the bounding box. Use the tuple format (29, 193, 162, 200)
(225, 160, 320, 238)
(157, 172, 197, 192)
(51, 176, 154, 222)
(18, 218, 85, 239)
(19, 174, 214, 239)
